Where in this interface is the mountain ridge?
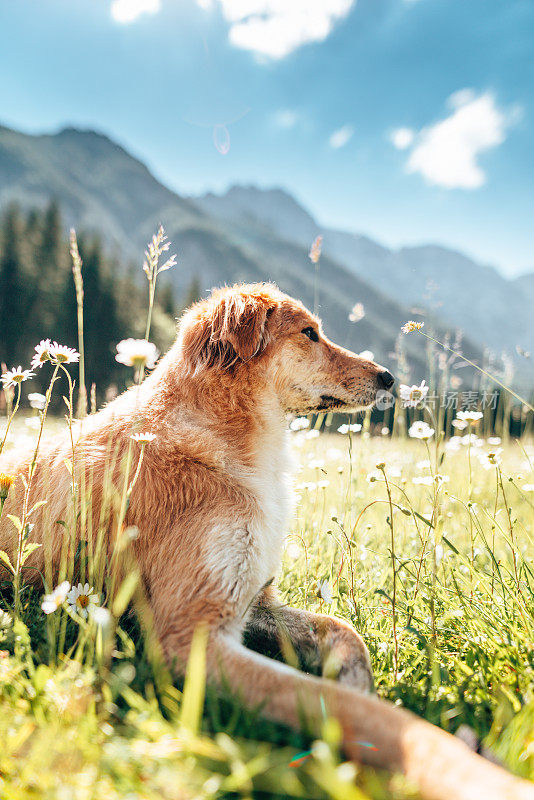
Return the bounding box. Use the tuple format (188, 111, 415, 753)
(194, 184, 534, 365)
(0, 121, 517, 386)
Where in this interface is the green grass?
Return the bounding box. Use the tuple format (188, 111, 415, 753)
(1, 414, 534, 800)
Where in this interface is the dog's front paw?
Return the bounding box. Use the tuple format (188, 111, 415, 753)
(321, 634, 375, 693)
(335, 656, 374, 693)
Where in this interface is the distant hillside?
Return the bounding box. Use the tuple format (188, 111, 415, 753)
(195, 186, 534, 371)
(0, 124, 202, 261)
(515, 273, 534, 308)
(0, 123, 490, 383)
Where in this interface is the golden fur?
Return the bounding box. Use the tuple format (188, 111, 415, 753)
(1, 283, 532, 800)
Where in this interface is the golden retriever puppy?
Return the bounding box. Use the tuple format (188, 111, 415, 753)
(1, 283, 532, 800)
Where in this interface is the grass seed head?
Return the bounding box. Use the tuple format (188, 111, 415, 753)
(401, 320, 424, 333)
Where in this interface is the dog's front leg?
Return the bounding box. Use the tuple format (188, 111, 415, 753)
(208, 631, 534, 800)
(244, 584, 374, 692)
(146, 560, 534, 799)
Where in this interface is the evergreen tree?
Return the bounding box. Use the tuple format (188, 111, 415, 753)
(184, 275, 201, 309)
(158, 282, 176, 317)
(0, 204, 176, 401)
(28, 200, 66, 343)
(83, 239, 116, 392)
(0, 205, 28, 365)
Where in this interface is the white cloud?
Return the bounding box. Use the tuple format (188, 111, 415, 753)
(393, 90, 519, 189)
(111, 0, 160, 23)
(390, 127, 415, 150)
(273, 109, 299, 128)
(197, 0, 356, 59)
(329, 124, 354, 149)
(447, 88, 476, 109)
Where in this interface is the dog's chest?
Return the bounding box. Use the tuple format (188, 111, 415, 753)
(240, 432, 294, 588)
(248, 435, 294, 568)
(205, 429, 295, 619)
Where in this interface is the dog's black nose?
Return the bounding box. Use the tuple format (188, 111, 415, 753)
(377, 370, 395, 390)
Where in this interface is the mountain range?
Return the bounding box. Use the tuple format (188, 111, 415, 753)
(0, 122, 532, 388)
(197, 185, 533, 365)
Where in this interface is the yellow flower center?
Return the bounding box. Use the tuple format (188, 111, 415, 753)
(77, 595, 89, 609)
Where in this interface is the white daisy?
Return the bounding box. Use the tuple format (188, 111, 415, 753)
(289, 417, 310, 431)
(366, 470, 381, 482)
(66, 583, 100, 619)
(41, 581, 71, 615)
(116, 338, 159, 370)
(349, 303, 365, 323)
(523, 484, 534, 492)
(297, 481, 317, 492)
(399, 380, 428, 408)
(130, 432, 156, 444)
(478, 449, 502, 470)
(456, 410, 483, 424)
(317, 579, 333, 604)
(326, 447, 343, 461)
(28, 392, 46, 410)
(91, 606, 111, 628)
(412, 476, 434, 486)
(31, 339, 53, 369)
(285, 541, 302, 560)
(460, 434, 483, 447)
(451, 418, 468, 430)
(1, 366, 35, 388)
(358, 350, 374, 361)
(49, 343, 80, 365)
(408, 421, 435, 440)
(337, 423, 362, 434)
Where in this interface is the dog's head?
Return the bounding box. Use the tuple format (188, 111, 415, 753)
(178, 283, 394, 413)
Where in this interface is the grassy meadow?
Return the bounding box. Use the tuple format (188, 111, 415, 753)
(1, 412, 534, 799)
(1, 231, 534, 799)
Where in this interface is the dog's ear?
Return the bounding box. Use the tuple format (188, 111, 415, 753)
(180, 288, 275, 370)
(221, 292, 273, 362)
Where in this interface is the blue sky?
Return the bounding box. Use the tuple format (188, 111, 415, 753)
(0, 0, 533, 276)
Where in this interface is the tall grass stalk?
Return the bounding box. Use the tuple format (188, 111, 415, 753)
(13, 364, 60, 617)
(0, 382, 21, 457)
(143, 225, 177, 343)
(378, 463, 398, 680)
(309, 235, 322, 317)
(412, 328, 534, 414)
(70, 230, 87, 418)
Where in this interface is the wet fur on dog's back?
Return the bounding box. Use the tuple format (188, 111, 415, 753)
(1, 283, 532, 800)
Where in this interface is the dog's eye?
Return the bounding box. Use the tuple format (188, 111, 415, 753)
(301, 327, 319, 342)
